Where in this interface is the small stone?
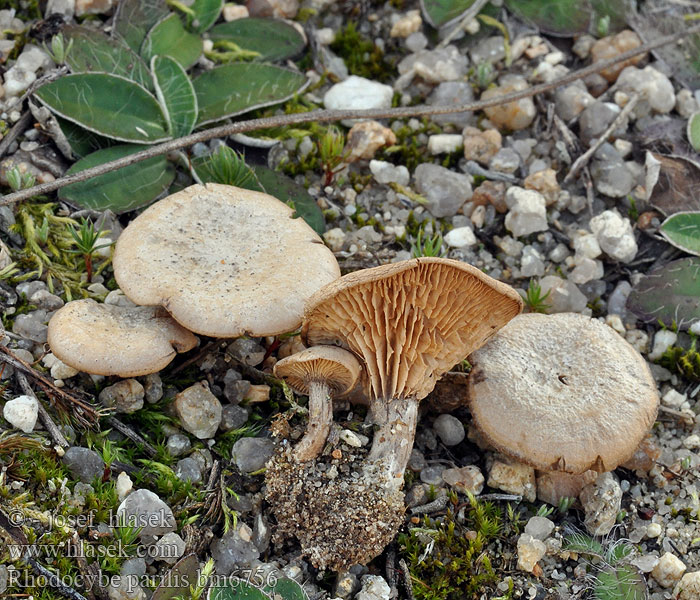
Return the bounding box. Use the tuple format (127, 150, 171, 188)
(211, 522, 260, 574)
(3, 67, 36, 97)
(414, 163, 472, 218)
(673, 572, 700, 600)
(488, 458, 536, 502)
(232, 437, 274, 473)
(470, 36, 505, 65)
(75, 0, 117, 16)
(481, 75, 536, 130)
(323, 76, 393, 114)
(620, 436, 661, 473)
(345, 121, 397, 162)
(433, 414, 465, 446)
(174, 382, 222, 439)
(442, 465, 485, 495)
(555, 82, 595, 121)
(463, 127, 502, 165)
(524, 169, 559, 205)
(573, 34, 596, 59)
(222, 4, 249, 20)
(143, 373, 163, 404)
(245, 384, 270, 403)
(315, 28, 335, 45)
(398, 45, 468, 84)
(153, 532, 186, 565)
(247, 0, 298, 18)
(472, 180, 507, 213)
(369, 160, 410, 186)
(0, 564, 7, 594)
(590, 156, 634, 198)
(662, 389, 687, 409)
(683, 434, 700, 449)
(444, 226, 477, 248)
(334, 572, 359, 599)
(419, 465, 445, 485)
(617, 66, 675, 115)
(175, 457, 202, 483)
(30, 289, 64, 311)
(536, 470, 597, 506)
(405, 32, 428, 53)
(339, 429, 365, 447)
(427, 134, 463, 155)
(116, 471, 133, 501)
(520, 246, 545, 277)
(590, 30, 645, 82)
(390, 10, 422, 38)
(648, 330, 677, 361)
(517, 534, 546, 572)
(525, 516, 555, 540)
(3, 395, 38, 433)
(579, 101, 626, 147)
(589, 210, 637, 263)
(166, 433, 191, 457)
(489, 148, 520, 173)
(220, 405, 249, 432)
(12, 310, 48, 343)
(573, 232, 602, 259)
(99, 379, 144, 414)
(323, 227, 346, 252)
(63, 447, 105, 483)
(228, 338, 265, 366)
(117, 489, 175, 538)
(428, 82, 475, 128)
(504, 187, 548, 238)
(646, 522, 662, 538)
(675, 89, 699, 118)
(651, 552, 687, 588)
(570, 257, 604, 285)
(539, 276, 588, 313)
(50, 358, 79, 380)
(356, 575, 391, 600)
(580, 472, 622, 536)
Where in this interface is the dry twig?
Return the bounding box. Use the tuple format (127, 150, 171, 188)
(16, 371, 69, 448)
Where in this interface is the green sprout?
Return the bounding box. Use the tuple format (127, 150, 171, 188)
(66, 218, 112, 283)
(43, 32, 73, 64)
(411, 227, 446, 258)
(521, 279, 551, 313)
(6, 166, 36, 192)
(317, 126, 348, 187)
(558, 496, 576, 514)
(536, 504, 555, 518)
(195, 145, 256, 188)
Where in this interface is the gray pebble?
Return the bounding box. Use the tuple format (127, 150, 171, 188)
(175, 457, 202, 483)
(433, 414, 465, 446)
(166, 433, 191, 457)
(220, 405, 250, 431)
(232, 438, 274, 473)
(117, 489, 176, 537)
(62, 446, 105, 483)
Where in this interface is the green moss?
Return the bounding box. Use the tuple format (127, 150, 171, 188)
(399, 495, 502, 600)
(330, 22, 394, 82)
(659, 338, 700, 381)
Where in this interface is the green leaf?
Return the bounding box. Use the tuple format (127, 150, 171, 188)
(35, 73, 170, 144)
(193, 63, 307, 126)
(59, 145, 175, 213)
(141, 13, 203, 69)
(505, 0, 629, 36)
(189, 0, 224, 33)
(209, 18, 306, 61)
(263, 578, 309, 600)
(151, 554, 200, 600)
(688, 112, 700, 152)
(420, 0, 478, 29)
(151, 55, 198, 138)
(208, 578, 272, 600)
(660, 212, 700, 256)
(594, 566, 648, 600)
(192, 145, 256, 187)
(627, 257, 700, 331)
(250, 165, 325, 235)
(56, 118, 114, 159)
(113, 0, 170, 52)
(63, 25, 153, 90)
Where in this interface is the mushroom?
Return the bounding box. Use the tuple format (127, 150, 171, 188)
(47, 299, 197, 377)
(273, 346, 362, 461)
(266, 258, 522, 571)
(302, 257, 523, 485)
(113, 183, 340, 337)
(467, 312, 660, 475)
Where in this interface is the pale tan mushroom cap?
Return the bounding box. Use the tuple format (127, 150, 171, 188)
(113, 183, 340, 337)
(48, 299, 197, 377)
(274, 346, 362, 397)
(302, 258, 523, 402)
(468, 313, 660, 474)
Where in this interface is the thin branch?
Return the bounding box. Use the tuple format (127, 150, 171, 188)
(105, 415, 158, 457)
(0, 111, 33, 160)
(16, 371, 70, 448)
(563, 93, 640, 184)
(1, 23, 698, 207)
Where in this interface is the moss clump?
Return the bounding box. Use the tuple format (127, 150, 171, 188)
(659, 338, 700, 381)
(330, 22, 394, 82)
(399, 495, 502, 600)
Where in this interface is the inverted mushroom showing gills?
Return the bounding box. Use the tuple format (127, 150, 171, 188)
(468, 312, 660, 475)
(266, 257, 522, 570)
(48, 299, 198, 377)
(273, 346, 362, 461)
(113, 183, 340, 338)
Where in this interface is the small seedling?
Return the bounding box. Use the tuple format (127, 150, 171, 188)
(558, 495, 576, 514)
(195, 145, 256, 188)
(317, 126, 348, 187)
(536, 504, 555, 518)
(521, 279, 551, 313)
(43, 32, 73, 64)
(66, 218, 112, 283)
(411, 227, 446, 258)
(6, 166, 36, 192)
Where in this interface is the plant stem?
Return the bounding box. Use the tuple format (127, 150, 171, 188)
(294, 379, 333, 461)
(366, 396, 419, 487)
(1, 22, 698, 207)
(83, 252, 93, 283)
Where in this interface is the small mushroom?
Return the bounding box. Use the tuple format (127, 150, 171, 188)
(274, 346, 361, 461)
(468, 312, 660, 475)
(303, 257, 523, 484)
(113, 183, 340, 337)
(47, 299, 197, 377)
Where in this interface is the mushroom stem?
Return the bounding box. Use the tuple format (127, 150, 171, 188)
(294, 379, 333, 462)
(366, 396, 419, 486)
